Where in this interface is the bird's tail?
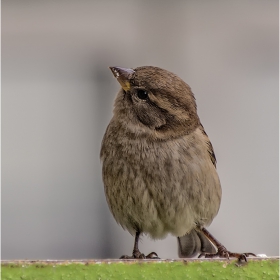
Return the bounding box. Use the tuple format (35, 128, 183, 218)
(177, 229, 217, 258)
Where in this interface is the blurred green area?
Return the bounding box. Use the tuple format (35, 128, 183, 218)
(2, 259, 279, 280)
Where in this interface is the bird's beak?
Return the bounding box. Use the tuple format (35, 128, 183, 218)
(109, 66, 135, 91)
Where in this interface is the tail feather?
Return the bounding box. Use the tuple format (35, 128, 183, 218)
(177, 229, 217, 258)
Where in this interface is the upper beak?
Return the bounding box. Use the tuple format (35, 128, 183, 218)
(109, 66, 135, 91)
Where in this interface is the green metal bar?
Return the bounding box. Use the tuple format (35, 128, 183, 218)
(2, 258, 279, 280)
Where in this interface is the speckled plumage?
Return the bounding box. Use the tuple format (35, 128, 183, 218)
(100, 66, 222, 258)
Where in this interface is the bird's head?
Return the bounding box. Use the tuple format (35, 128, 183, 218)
(109, 66, 200, 140)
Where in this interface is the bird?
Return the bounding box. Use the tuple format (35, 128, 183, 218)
(100, 66, 255, 261)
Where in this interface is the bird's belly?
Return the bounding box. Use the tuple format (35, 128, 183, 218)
(103, 154, 221, 239)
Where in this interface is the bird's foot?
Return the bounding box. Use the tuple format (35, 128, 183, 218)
(198, 228, 256, 263)
(120, 249, 159, 259)
(198, 244, 256, 262)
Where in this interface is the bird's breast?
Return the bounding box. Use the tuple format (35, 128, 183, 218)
(101, 124, 221, 238)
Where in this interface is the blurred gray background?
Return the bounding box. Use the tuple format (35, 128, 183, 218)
(2, 0, 278, 259)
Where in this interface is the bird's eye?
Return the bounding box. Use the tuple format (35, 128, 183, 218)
(137, 89, 148, 100)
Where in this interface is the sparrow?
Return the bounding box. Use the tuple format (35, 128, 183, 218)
(100, 66, 255, 261)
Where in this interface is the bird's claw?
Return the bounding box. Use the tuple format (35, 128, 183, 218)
(198, 245, 256, 262)
(146, 252, 160, 259)
(120, 250, 159, 259)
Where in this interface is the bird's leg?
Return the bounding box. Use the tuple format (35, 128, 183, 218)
(131, 231, 145, 259)
(198, 228, 256, 262)
(120, 231, 159, 259)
